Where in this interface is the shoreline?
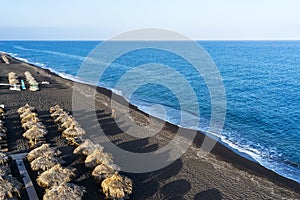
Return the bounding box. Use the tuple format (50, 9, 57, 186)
(0, 51, 283, 172)
(3, 52, 300, 185)
(1, 52, 300, 198)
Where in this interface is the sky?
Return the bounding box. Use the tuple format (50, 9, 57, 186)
(0, 0, 299, 40)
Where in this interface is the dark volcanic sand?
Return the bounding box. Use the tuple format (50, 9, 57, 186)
(0, 53, 300, 200)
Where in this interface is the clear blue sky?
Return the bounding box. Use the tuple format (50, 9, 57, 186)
(1, 0, 299, 40)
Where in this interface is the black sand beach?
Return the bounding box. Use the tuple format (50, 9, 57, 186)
(1, 53, 300, 199)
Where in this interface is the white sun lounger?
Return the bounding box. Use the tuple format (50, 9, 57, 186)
(9, 84, 21, 91)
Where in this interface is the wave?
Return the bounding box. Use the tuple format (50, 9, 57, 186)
(0, 51, 18, 59)
(1, 51, 46, 68)
(12, 45, 86, 61)
(111, 88, 124, 96)
(57, 72, 102, 88)
(218, 134, 300, 183)
(0, 50, 14, 55)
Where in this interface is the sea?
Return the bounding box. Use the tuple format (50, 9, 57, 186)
(0, 41, 299, 183)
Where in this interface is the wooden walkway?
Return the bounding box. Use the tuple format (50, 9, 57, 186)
(10, 153, 39, 200)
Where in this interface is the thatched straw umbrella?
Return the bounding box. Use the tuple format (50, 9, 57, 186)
(0, 122, 6, 128)
(30, 156, 60, 172)
(22, 121, 45, 130)
(27, 144, 61, 162)
(54, 113, 70, 124)
(60, 118, 78, 130)
(0, 135, 5, 142)
(0, 123, 6, 130)
(24, 71, 38, 84)
(8, 72, 17, 79)
(37, 164, 75, 188)
(21, 113, 38, 124)
(17, 103, 36, 114)
(85, 149, 113, 168)
(0, 166, 11, 177)
(20, 109, 34, 119)
(73, 139, 93, 155)
(8, 72, 19, 85)
(0, 175, 22, 199)
(0, 133, 6, 142)
(22, 117, 40, 128)
(101, 173, 133, 199)
(0, 128, 7, 136)
(73, 139, 104, 156)
(92, 162, 120, 182)
(43, 183, 86, 200)
(23, 126, 47, 145)
(62, 127, 85, 138)
(0, 152, 9, 165)
(50, 109, 66, 119)
(0, 126, 7, 134)
(0, 107, 5, 115)
(49, 105, 61, 114)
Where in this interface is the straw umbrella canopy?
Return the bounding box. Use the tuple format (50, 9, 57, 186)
(73, 139, 103, 156)
(0, 176, 22, 199)
(85, 149, 113, 168)
(37, 164, 75, 188)
(43, 183, 86, 200)
(101, 173, 133, 199)
(30, 155, 60, 172)
(62, 127, 85, 138)
(92, 162, 120, 182)
(27, 144, 61, 162)
(0, 152, 9, 165)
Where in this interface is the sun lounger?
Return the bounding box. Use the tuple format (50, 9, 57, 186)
(29, 85, 39, 92)
(21, 79, 26, 90)
(10, 84, 21, 91)
(41, 81, 50, 85)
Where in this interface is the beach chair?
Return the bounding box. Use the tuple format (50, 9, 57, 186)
(21, 79, 26, 90)
(9, 84, 21, 91)
(29, 84, 39, 92)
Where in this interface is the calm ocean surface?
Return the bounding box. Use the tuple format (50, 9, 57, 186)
(0, 41, 299, 183)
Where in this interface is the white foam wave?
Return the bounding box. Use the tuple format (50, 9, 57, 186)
(57, 72, 90, 84)
(0, 50, 10, 54)
(15, 56, 29, 63)
(12, 45, 85, 61)
(33, 62, 46, 67)
(111, 88, 124, 96)
(219, 135, 260, 161)
(218, 134, 300, 183)
(0, 51, 18, 58)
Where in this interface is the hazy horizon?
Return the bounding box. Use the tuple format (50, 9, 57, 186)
(1, 0, 299, 40)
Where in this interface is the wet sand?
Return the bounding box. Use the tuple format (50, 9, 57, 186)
(0, 53, 299, 199)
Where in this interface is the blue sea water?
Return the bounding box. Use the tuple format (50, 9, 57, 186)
(0, 41, 299, 183)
